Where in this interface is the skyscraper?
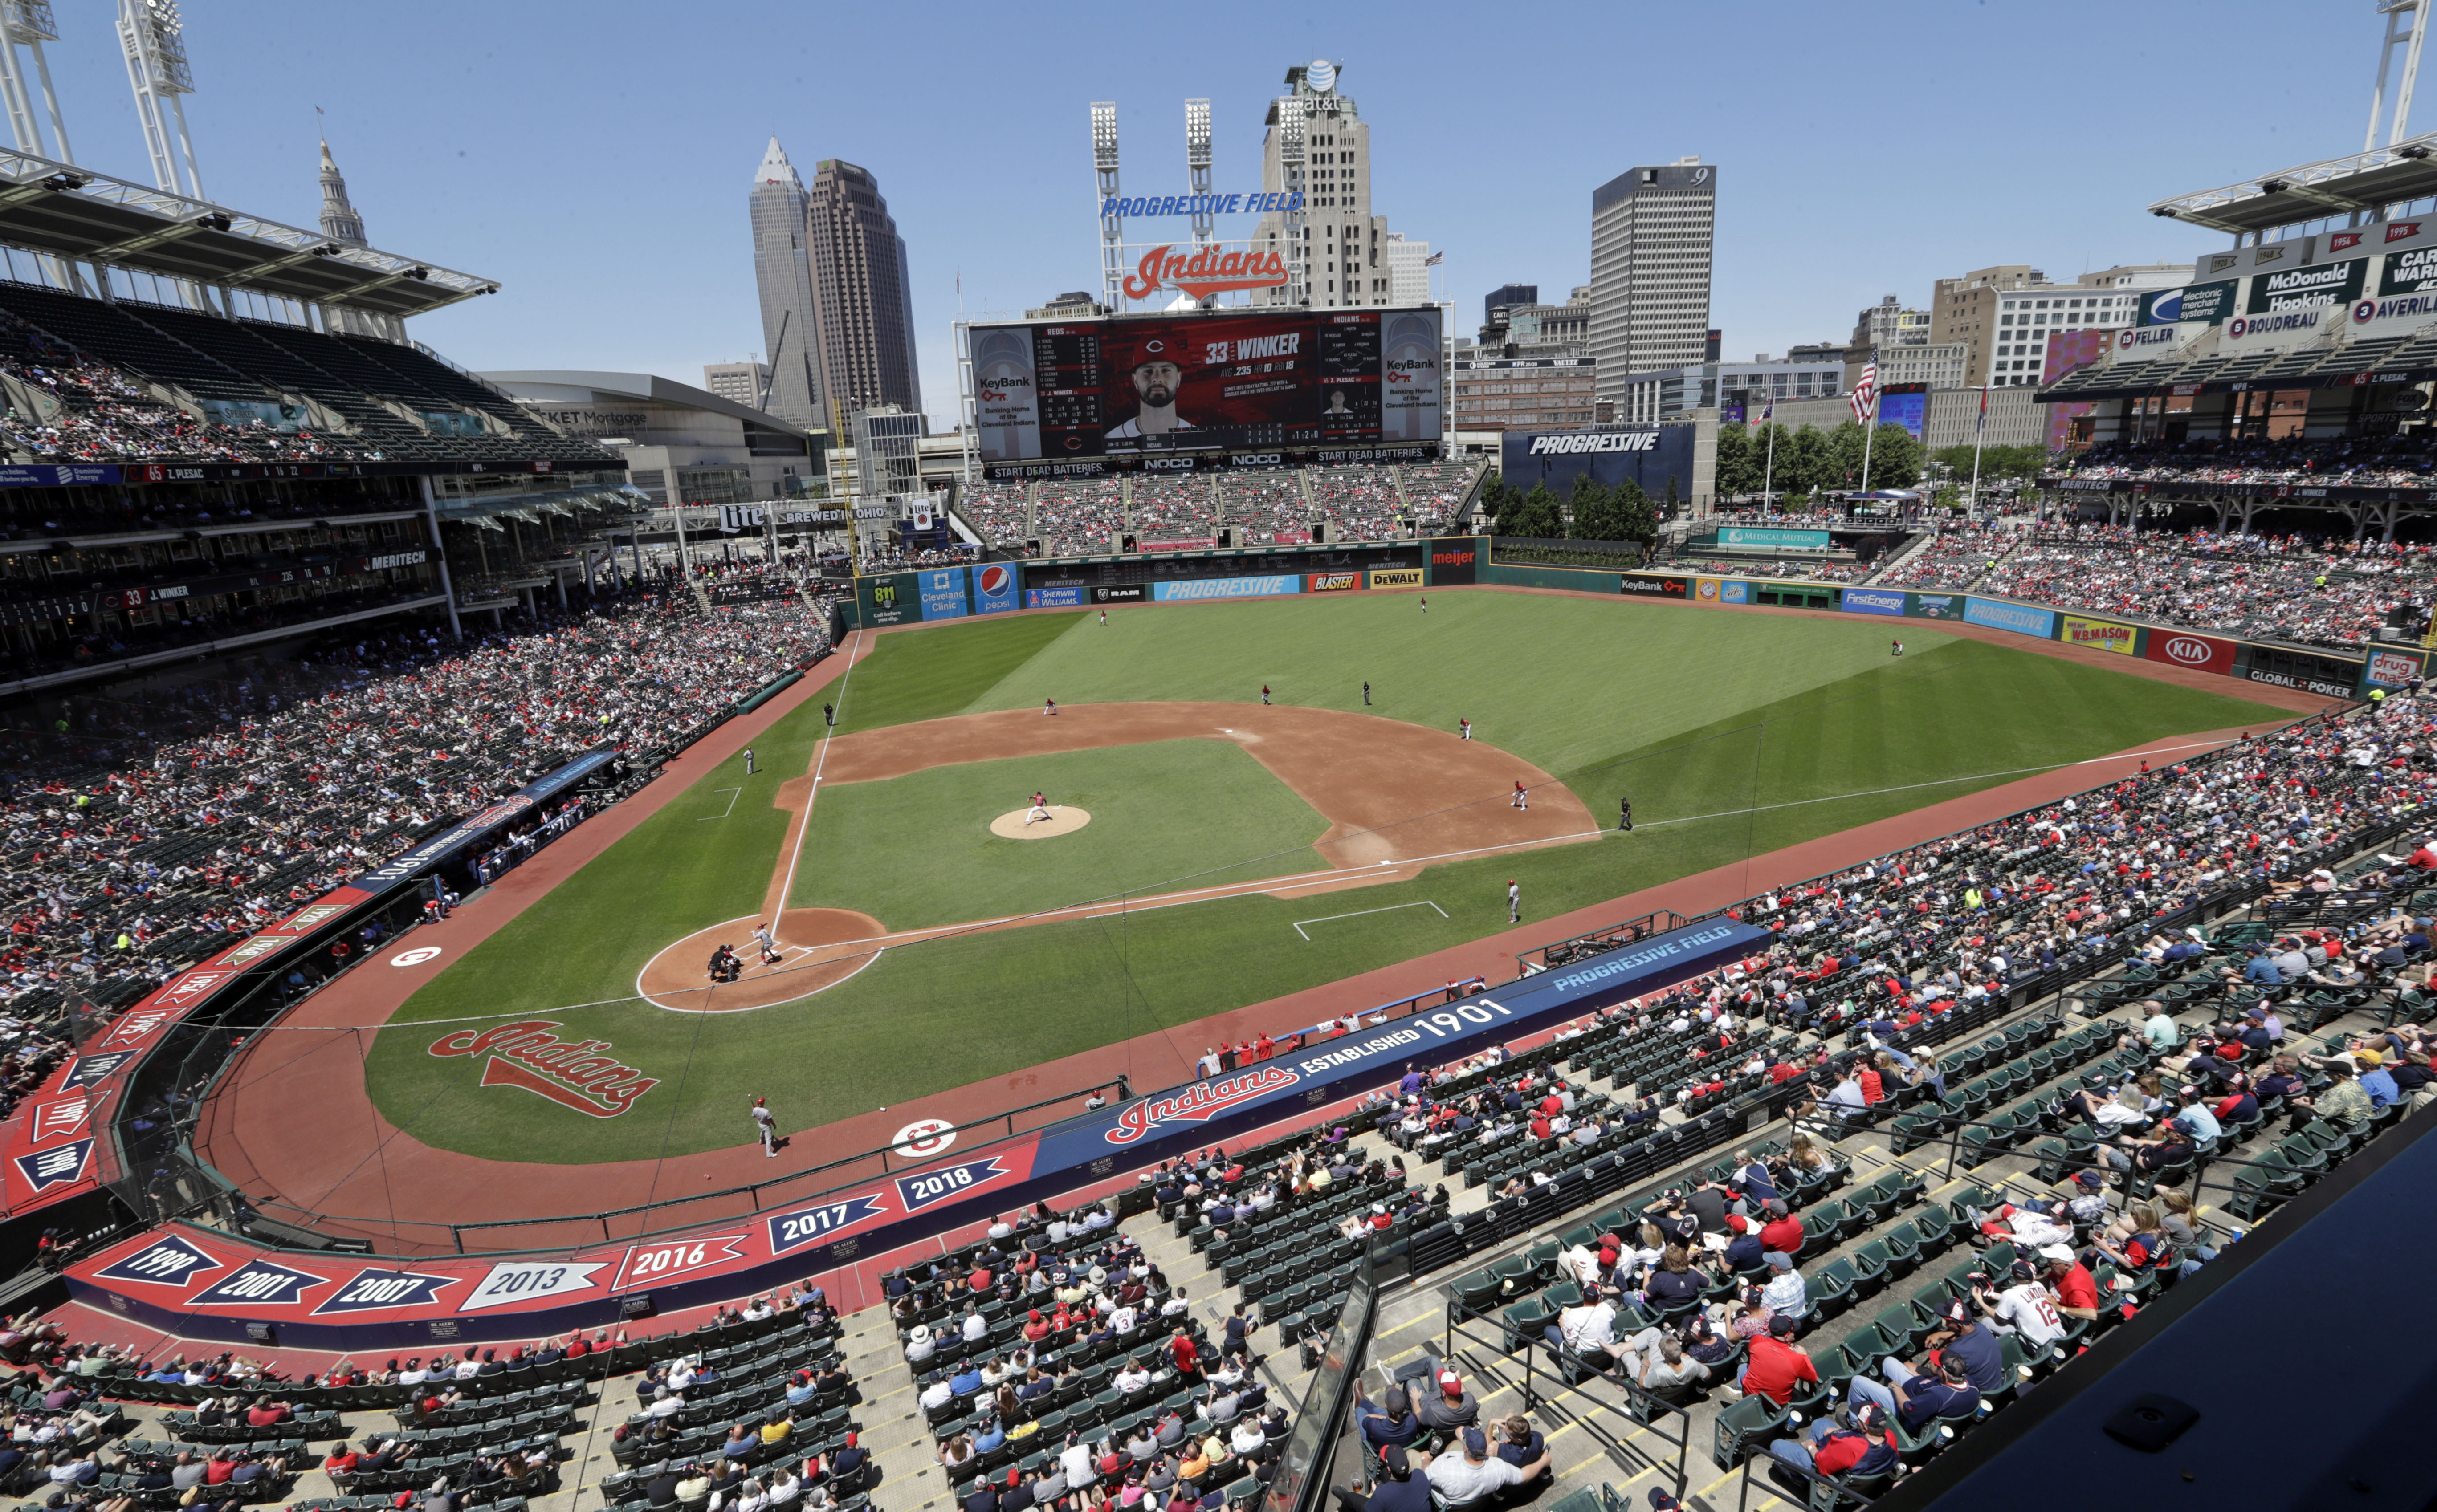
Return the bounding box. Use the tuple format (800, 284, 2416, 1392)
(749, 138, 825, 432)
(1588, 158, 1716, 403)
(1248, 62, 1421, 310)
(806, 159, 922, 422)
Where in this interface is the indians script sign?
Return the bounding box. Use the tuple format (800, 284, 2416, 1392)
(429, 1020, 660, 1118)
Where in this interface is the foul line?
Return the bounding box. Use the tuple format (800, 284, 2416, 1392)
(1292, 901, 1447, 941)
(778, 630, 863, 909)
(698, 787, 741, 821)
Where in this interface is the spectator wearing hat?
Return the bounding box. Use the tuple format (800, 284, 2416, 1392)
(1332, 1443, 1428, 1512)
(2298, 1057, 2376, 1127)
(1757, 1199, 1803, 1256)
(1760, 1250, 1808, 1322)
(1414, 1367, 1477, 1431)
(1765, 1401, 1899, 1481)
(1720, 1216, 1768, 1275)
(1845, 1353, 1978, 1432)
(1975, 1260, 2068, 1350)
(2040, 1246, 2101, 1321)
(1423, 1427, 1547, 1508)
(1735, 1315, 1816, 1405)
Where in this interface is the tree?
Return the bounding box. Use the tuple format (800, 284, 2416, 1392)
(1930, 443, 2046, 488)
(1565, 473, 1611, 537)
(1865, 423, 1925, 491)
(1476, 473, 1513, 525)
(1573, 475, 1648, 541)
(1500, 480, 1562, 539)
(1714, 423, 1760, 499)
(1743, 423, 1796, 502)
(1663, 475, 1680, 518)
(1783, 426, 1831, 497)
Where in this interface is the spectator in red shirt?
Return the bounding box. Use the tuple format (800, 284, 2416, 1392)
(1169, 1329, 1200, 1381)
(2041, 1246, 2101, 1322)
(1758, 1200, 1804, 1257)
(243, 1396, 291, 1428)
(1735, 1316, 1818, 1405)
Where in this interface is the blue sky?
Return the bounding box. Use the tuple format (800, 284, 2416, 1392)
(24, 0, 2385, 422)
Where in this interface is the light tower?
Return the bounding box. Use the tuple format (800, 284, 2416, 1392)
(1092, 101, 1122, 309)
(117, 0, 202, 199)
(2370, 0, 2430, 150)
(1185, 98, 1213, 248)
(0, 1, 72, 164)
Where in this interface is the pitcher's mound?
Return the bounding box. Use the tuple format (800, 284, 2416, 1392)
(991, 806, 1092, 839)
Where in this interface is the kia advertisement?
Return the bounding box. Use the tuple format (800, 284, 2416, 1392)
(2142, 630, 2237, 676)
(969, 306, 1442, 466)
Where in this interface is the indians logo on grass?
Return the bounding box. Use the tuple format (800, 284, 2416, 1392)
(1104, 1066, 1301, 1145)
(428, 1020, 660, 1118)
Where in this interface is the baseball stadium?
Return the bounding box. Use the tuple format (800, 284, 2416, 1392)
(6, 37, 2437, 1512)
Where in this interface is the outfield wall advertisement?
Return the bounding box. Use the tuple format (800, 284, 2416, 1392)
(1962, 597, 2057, 639)
(2059, 614, 2140, 655)
(66, 918, 1765, 1348)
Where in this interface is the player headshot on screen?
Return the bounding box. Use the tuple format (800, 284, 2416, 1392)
(1106, 350, 1198, 439)
(1324, 390, 1352, 418)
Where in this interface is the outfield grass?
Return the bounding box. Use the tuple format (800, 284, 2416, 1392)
(362, 593, 2292, 1164)
(789, 739, 1331, 930)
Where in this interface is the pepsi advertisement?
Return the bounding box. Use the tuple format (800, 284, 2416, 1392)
(970, 305, 1442, 467)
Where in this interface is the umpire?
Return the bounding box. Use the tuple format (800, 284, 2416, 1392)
(1619, 796, 1632, 832)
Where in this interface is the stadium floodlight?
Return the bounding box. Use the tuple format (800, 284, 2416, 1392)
(0, 0, 72, 169)
(117, 0, 202, 200)
(1185, 98, 1213, 250)
(2371, 1, 2430, 151)
(1092, 102, 1122, 309)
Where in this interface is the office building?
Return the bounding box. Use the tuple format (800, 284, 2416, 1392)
(1249, 62, 1422, 309)
(1451, 355, 1596, 432)
(1382, 232, 1432, 305)
(807, 159, 923, 422)
(701, 362, 770, 410)
(1473, 287, 1592, 354)
(1026, 291, 1108, 319)
(749, 138, 826, 431)
(1588, 158, 1716, 404)
(1613, 353, 1843, 425)
(1932, 263, 2184, 388)
(1483, 283, 1538, 322)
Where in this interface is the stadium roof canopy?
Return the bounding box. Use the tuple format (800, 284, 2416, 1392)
(2149, 131, 2437, 236)
(0, 147, 496, 318)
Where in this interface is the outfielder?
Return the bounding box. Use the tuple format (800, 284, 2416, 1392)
(751, 1097, 776, 1158)
(1026, 791, 1053, 825)
(1099, 609, 1109, 627)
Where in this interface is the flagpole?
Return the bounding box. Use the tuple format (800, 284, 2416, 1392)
(1857, 358, 1877, 502)
(1967, 382, 1988, 518)
(1761, 402, 1776, 512)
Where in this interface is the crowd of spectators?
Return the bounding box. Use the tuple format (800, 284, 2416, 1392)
(0, 585, 832, 1028)
(954, 462, 1481, 560)
(1305, 467, 1405, 542)
(2051, 433, 2437, 490)
(1979, 524, 2434, 649)
(898, 1194, 1292, 1511)
(0, 313, 384, 468)
(1130, 478, 1218, 542)
(857, 542, 976, 574)
(1872, 523, 2028, 590)
(1668, 556, 1870, 584)
(1218, 474, 1304, 542)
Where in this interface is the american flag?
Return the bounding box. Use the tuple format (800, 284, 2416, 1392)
(1759, 394, 1773, 422)
(1424, 251, 1443, 266)
(1849, 362, 1879, 424)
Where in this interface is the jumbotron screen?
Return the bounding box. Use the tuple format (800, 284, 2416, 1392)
(970, 305, 1443, 465)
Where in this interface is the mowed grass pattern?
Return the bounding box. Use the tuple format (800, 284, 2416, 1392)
(362, 594, 2292, 1163)
(789, 739, 1331, 930)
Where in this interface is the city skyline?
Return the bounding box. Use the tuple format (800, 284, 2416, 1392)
(0, 0, 2385, 426)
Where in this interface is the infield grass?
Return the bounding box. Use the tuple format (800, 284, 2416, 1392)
(361, 592, 2293, 1163)
(790, 739, 1330, 930)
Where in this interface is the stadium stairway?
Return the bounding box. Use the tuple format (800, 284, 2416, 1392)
(1860, 531, 1933, 587)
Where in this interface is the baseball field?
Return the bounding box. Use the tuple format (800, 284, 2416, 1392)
(338, 590, 2286, 1166)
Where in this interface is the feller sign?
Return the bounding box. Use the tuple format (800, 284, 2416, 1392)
(1121, 244, 1288, 301)
(429, 1020, 660, 1118)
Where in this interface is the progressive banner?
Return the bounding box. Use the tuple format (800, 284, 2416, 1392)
(1149, 575, 1302, 602)
(1963, 597, 2056, 638)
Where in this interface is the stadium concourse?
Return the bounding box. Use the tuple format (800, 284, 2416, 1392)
(9, 638, 2431, 1512)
